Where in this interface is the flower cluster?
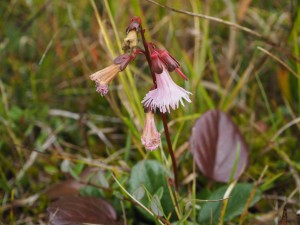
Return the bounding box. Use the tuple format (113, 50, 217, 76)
(89, 16, 191, 151)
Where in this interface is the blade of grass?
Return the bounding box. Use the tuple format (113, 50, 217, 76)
(228, 142, 241, 182)
(192, 0, 210, 87)
(111, 173, 165, 225)
(221, 57, 255, 111)
(218, 180, 237, 225)
(255, 74, 276, 128)
(257, 46, 300, 79)
(239, 165, 268, 225)
(189, 0, 201, 75)
(290, 7, 300, 113)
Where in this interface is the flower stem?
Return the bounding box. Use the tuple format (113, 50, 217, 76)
(161, 113, 179, 191)
(140, 25, 179, 191)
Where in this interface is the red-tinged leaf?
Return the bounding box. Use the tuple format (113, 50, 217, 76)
(45, 168, 101, 200)
(47, 196, 121, 225)
(46, 179, 84, 200)
(189, 110, 249, 182)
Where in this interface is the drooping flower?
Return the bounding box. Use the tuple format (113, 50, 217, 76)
(142, 66, 192, 113)
(90, 64, 121, 96)
(141, 111, 161, 151)
(89, 54, 132, 96)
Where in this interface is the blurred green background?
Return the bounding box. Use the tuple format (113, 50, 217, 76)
(0, 0, 299, 224)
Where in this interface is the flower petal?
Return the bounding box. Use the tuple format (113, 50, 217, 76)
(142, 67, 191, 113)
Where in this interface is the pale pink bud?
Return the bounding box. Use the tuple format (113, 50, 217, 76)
(141, 111, 161, 151)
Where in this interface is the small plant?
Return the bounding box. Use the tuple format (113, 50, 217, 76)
(47, 16, 254, 225)
(89, 16, 192, 190)
(1, 1, 299, 224)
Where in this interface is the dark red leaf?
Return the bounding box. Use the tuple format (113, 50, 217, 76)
(45, 168, 99, 200)
(189, 110, 249, 182)
(46, 179, 84, 200)
(47, 196, 122, 225)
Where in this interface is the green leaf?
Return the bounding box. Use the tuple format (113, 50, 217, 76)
(172, 221, 195, 225)
(172, 208, 193, 225)
(129, 160, 174, 220)
(260, 172, 284, 191)
(132, 186, 145, 201)
(69, 162, 84, 179)
(150, 194, 164, 217)
(198, 183, 261, 224)
(80, 185, 103, 198)
(44, 165, 59, 175)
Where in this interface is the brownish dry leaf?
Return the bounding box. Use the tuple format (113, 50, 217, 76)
(47, 196, 122, 225)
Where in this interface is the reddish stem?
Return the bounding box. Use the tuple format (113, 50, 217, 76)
(140, 25, 179, 191)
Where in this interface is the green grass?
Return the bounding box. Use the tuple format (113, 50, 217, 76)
(0, 0, 299, 224)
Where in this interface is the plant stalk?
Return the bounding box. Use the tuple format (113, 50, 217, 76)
(140, 25, 179, 191)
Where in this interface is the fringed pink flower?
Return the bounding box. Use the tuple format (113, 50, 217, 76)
(90, 64, 121, 96)
(141, 111, 161, 151)
(142, 67, 192, 113)
(89, 54, 133, 96)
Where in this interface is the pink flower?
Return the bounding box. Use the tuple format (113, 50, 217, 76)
(142, 67, 192, 113)
(90, 64, 121, 96)
(141, 111, 161, 151)
(89, 54, 132, 96)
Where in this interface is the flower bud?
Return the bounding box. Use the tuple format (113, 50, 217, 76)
(126, 16, 141, 33)
(141, 111, 161, 151)
(113, 53, 132, 71)
(150, 52, 163, 74)
(157, 49, 180, 72)
(123, 30, 138, 50)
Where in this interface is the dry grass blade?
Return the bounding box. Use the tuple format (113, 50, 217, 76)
(218, 180, 237, 225)
(239, 166, 268, 225)
(257, 46, 300, 79)
(271, 117, 300, 142)
(145, 0, 277, 45)
(0, 193, 40, 212)
(237, 0, 252, 22)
